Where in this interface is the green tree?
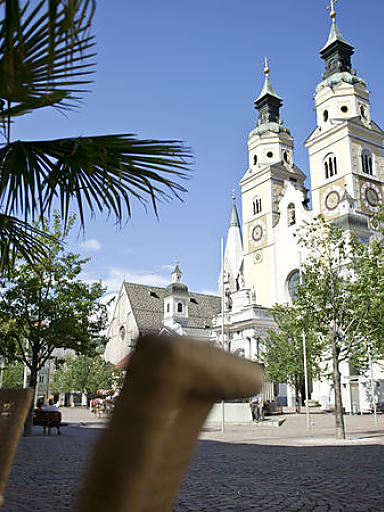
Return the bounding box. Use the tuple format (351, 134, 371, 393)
(51, 355, 115, 404)
(0, 1, 191, 271)
(289, 216, 384, 439)
(0, 361, 24, 387)
(0, 213, 107, 435)
(263, 305, 322, 413)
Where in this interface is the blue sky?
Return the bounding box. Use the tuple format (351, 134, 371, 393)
(14, 0, 384, 295)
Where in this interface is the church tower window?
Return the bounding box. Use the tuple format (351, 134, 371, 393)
(166, 303, 170, 313)
(287, 270, 300, 300)
(253, 154, 258, 165)
(324, 154, 337, 179)
(287, 203, 296, 226)
(253, 196, 262, 215)
(361, 150, 373, 175)
(177, 302, 183, 313)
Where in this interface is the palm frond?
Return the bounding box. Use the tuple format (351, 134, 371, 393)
(0, 90, 69, 119)
(0, 0, 96, 112)
(0, 213, 53, 274)
(0, 135, 192, 227)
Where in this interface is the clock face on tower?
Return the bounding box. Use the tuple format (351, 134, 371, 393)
(252, 225, 263, 242)
(325, 190, 340, 211)
(361, 182, 382, 212)
(366, 188, 379, 207)
(249, 220, 266, 247)
(321, 185, 343, 215)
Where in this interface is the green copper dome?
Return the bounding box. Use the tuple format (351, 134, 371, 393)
(321, 19, 352, 52)
(255, 75, 282, 103)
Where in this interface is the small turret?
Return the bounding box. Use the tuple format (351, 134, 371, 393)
(172, 264, 182, 283)
(254, 57, 287, 134)
(164, 262, 189, 328)
(219, 193, 244, 295)
(320, 15, 354, 80)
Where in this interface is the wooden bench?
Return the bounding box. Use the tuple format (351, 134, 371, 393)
(33, 410, 67, 435)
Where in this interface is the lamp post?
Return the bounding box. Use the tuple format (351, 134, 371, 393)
(368, 345, 378, 424)
(298, 252, 311, 430)
(221, 236, 225, 433)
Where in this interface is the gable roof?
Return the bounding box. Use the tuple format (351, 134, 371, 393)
(123, 282, 221, 333)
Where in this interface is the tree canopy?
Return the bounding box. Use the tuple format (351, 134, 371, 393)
(0, 213, 107, 388)
(263, 304, 322, 411)
(51, 355, 116, 400)
(271, 215, 384, 438)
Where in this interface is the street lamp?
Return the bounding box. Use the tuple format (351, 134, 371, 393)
(298, 252, 311, 431)
(368, 345, 378, 424)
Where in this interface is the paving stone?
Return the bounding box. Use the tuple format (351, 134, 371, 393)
(2, 411, 384, 511)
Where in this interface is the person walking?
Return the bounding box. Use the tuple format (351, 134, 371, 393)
(249, 398, 258, 422)
(257, 396, 265, 422)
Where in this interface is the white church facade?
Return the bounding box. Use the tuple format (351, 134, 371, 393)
(104, 10, 384, 413)
(212, 11, 384, 411)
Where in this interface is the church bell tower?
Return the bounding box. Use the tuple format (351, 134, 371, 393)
(305, 4, 384, 233)
(240, 60, 307, 307)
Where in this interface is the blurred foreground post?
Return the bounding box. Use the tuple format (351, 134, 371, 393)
(77, 335, 264, 512)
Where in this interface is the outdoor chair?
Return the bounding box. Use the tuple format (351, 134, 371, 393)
(0, 388, 34, 508)
(77, 334, 264, 512)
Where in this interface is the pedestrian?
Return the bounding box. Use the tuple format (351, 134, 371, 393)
(36, 398, 45, 410)
(43, 398, 59, 412)
(258, 396, 265, 422)
(249, 398, 258, 422)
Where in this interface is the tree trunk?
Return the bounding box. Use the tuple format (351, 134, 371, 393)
(23, 360, 38, 437)
(332, 349, 345, 440)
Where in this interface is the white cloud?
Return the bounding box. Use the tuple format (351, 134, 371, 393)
(80, 238, 102, 251)
(102, 267, 169, 292)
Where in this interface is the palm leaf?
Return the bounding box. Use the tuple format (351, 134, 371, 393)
(0, 0, 96, 111)
(0, 135, 191, 227)
(0, 213, 53, 273)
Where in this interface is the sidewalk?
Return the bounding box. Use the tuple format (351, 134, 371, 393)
(201, 412, 384, 446)
(60, 406, 109, 427)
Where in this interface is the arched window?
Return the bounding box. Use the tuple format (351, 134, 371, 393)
(361, 150, 373, 175)
(166, 303, 170, 313)
(177, 302, 183, 313)
(324, 154, 337, 179)
(253, 195, 262, 215)
(253, 154, 258, 165)
(287, 203, 296, 226)
(287, 270, 300, 300)
(119, 325, 126, 341)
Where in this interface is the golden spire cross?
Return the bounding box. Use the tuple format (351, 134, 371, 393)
(263, 56, 270, 76)
(327, 0, 339, 19)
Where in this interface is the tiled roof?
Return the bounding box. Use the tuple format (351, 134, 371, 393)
(123, 282, 221, 333)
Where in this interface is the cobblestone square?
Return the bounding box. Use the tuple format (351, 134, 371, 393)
(3, 410, 384, 511)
